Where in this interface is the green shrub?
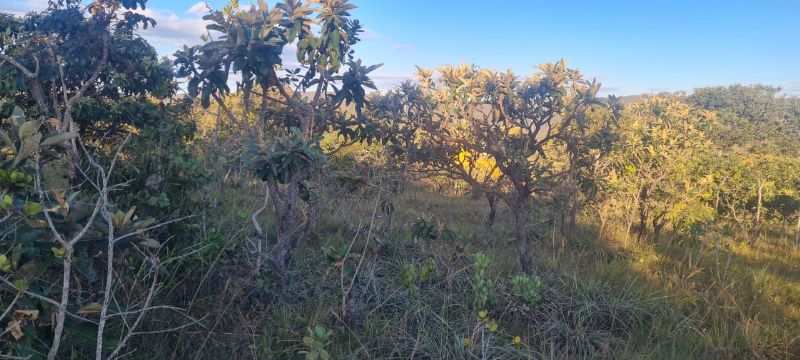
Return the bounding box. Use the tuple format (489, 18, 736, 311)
(510, 274, 543, 308)
(472, 252, 492, 311)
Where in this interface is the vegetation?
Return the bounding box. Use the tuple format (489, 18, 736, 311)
(0, 0, 798, 359)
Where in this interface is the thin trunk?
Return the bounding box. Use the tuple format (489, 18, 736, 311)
(47, 247, 73, 360)
(96, 203, 114, 360)
(563, 178, 579, 237)
(623, 197, 635, 247)
(269, 179, 308, 291)
(637, 203, 649, 241)
(652, 216, 667, 243)
(755, 180, 763, 228)
(510, 197, 534, 274)
(795, 211, 800, 244)
(485, 193, 497, 227)
(636, 185, 650, 241)
(596, 204, 608, 241)
(751, 180, 764, 245)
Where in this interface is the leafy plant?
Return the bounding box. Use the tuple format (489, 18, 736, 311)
(174, 0, 381, 290)
(510, 274, 543, 308)
(299, 325, 333, 360)
(410, 216, 456, 243)
(401, 263, 418, 298)
(371, 61, 611, 273)
(419, 258, 439, 284)
(1, 107, 77, 167)
(472, 252, 492, 311)
(251, 129, 325, 187)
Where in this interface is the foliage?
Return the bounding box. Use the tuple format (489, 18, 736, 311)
(400, 263, 418, 298)
(1, 107, 77, 167)
(510, 274, 543, 308)
(299, 325, 332, 360)
(409, 216, 456, 243)
(609, 96, 716, 241)
(174, 0, 380, 288)
(472, 252, 492, 311)
(370, 61, 612, 273)
(251, 129, 325, 186)
(0, 105, 157, 358)
(2, 1, 800, 359)
(0, 0, 174, 137)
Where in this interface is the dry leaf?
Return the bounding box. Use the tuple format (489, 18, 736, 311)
(77, 303, 103, 314)
(6, 310, 39, 341)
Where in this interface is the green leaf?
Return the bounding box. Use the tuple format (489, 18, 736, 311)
(39, 132, 78, 147)
(302, 336, 313, 347)
(1, 195, 12, 211)
(13, 279, 27, 292)
(0, 255, 10, 272)
(136, 239, 161, 249)
(65, 322, 120, 349)
(51, 247, 66, 258)
(0, 132, 16, 153)
(77, 303, 103, 314)
(22, 201, 42, 216)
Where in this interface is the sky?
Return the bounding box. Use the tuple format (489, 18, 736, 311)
(2, 0, 799, 96)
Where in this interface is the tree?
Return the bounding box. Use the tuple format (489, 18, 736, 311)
(689, 84, 800, 157)
(614, 96, 715, 242)
(173, 0, 379, 288)
(0, 104, 187, 360)
(370, 61, 609, 273)
(0, 0, 174, 178)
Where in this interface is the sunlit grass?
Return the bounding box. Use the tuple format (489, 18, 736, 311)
(173, 175, 800, 359)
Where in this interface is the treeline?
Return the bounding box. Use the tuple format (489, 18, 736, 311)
(0, 0, 798, 359)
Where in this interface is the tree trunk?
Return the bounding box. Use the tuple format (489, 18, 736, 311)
(795, 211, 800, 244)
(485, 193, 497, 227)
(510, 197, 534, 274)
(636, 185, 650, 241)
(756, 180, 763, 227)
(751, 179, 764, 245)
(563, 180, 580, 237)
(637, 203, 649, 241)
(623, 197, 635, 247)
(596, 204, 608, 241)
(269, 180, 303, 291)
(67, 121, 82, 187)
(652, 215, 667, 243)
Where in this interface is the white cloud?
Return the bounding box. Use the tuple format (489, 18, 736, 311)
(133, 8, 210, 55)
(186, 2, 211, 15)
(390, 44, 412, 52)
(369, 72, 412, 91)
(361, 27, 388, 41)
(783, 81, 800, 95)
(0, 0, 48, 15)
(597, 85, 623, 95)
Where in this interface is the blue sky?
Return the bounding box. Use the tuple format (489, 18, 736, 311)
(3, 0, 799, 95)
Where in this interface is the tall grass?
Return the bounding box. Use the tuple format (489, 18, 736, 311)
(139, 176, 800, 359)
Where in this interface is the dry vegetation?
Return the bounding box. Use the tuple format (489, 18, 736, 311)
(0, 1, 799, 359)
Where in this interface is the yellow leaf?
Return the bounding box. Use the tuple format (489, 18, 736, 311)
(77, 303, 103, 314)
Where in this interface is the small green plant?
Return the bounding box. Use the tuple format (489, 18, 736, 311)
(510, 274, 543, 308)
(323, 244, 349, 263)
(410, 217, 438, 243)
(419, 258, 439, 284)
(472, 252, 492, 311)
(410, 216, 457, 243)
(257, 275, 275, 294)
(401, 263, 419, 298)
(299, 325, 332, 360)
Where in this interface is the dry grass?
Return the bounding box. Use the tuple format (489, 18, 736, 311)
(137, 176, 800, 359)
